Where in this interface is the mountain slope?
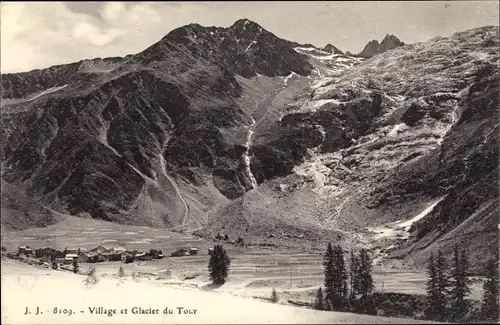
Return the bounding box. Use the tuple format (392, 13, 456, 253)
(1, 21, 498, 271)
(202, 25, 499, 270)
(0, 19, 313, 229)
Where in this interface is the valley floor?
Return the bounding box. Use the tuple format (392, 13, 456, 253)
(1, 259, 437, 324)
(0, 215, 485, 303)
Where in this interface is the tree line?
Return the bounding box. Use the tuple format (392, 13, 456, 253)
(313, 243, 376, 314)
(425, 247, 498, 323)
(312, 242, 499, 323)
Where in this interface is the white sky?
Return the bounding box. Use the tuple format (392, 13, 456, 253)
(1, 1, 498, 73)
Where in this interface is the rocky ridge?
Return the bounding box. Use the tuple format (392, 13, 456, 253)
(358, 34, 405, 58)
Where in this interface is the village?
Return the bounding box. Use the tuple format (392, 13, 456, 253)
(2, 231, 249, 269)
(7, 244, 203, 268)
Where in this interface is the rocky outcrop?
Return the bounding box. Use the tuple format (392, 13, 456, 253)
(378, 34, 405, 53)
(369, 63, 499, 272)
(358, 40, 380, 58)
(251, 92, 383, 182)
(358, 35, 405, 58)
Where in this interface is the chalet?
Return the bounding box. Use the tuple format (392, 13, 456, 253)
(171, 248, 190, 257)
(90, 245, 110, 254)
(77, 252, 100, 263)
(18, 246, 34, 256)
(149, 249, 164, 259)
(112, 247, 127, 254)
(66, 248, 79, 254)
(134, 252, 152, 261)
(189, 248, 199, 256)
(65, 253, 78, 261)
(121, 252, 134, 263)
(99, 251, 122, 262)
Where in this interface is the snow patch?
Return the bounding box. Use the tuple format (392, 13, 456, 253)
(387, 123, 408, 137)
(245, 41, 257, 51)
(394, 197, 445, 231)
(368, 196, 446, 241)
(243, 117, 258, 189)
(283, 72, 297, 85)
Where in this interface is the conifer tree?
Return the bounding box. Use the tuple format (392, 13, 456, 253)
(357, 248, 374, 297)
(208, 244, 231, 284)
(72, 259, 79, 273)
(334, 245, 349, 298)
(449, 246, 471, 322)
(323, 242, 335, 310)
(118, 265, 125, 278)
(481, 259, 499, 323)
(426, 250, 449, 321)
(332, 245, 348, 310)
(349, 249, 360, 297)
(271, 287, 278, 303)
(313, 287, 325, 310)
(84, 265, 99, 286)
(426, 252, 439, 320)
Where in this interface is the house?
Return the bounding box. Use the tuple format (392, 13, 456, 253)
(171, 248, 190, 257)
(99, 251, 122, 262)
(149, 249, 164, 259)
(65, 253, 78, 261)
(121, 252, 134, 263)
(112, 247, 127, 254)
(77, 252, 100, 263)
(135, 252, 152, 261)
(189, 248, 199, 256)
(90, 245, 110, 254)
(18, 246, 34, 256)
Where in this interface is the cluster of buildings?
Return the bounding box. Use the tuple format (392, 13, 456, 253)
(17, 245, 165, 264)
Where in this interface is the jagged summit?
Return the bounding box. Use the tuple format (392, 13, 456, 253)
(358, 34, 404, 58)
(379, 34, 405, 53)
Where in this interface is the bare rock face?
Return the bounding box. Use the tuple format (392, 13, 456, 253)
(358, 34, 405, 58)
(378, 34, 405, 53)
(0, 19, 314, 227)
(0, 18, 498, 272)
(358, 40, 381, 58)
(377, 64, 499, 272)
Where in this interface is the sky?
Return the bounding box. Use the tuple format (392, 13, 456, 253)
(1, 1, 498, 73)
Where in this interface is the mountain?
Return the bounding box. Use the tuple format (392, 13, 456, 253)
(358, 34, 405, 58)
(1, 20, 498, 272)
(1, 19, 314, 229)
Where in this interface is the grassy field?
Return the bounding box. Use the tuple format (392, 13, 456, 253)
(2, 259, 441, 325)
(0, 215, 485, 306)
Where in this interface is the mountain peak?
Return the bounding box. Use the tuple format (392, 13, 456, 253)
(358, 35, 404, 58)
(322, 43, 344, 55)
(230, 18, 264, 33)
(379, 34, 405, 53)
